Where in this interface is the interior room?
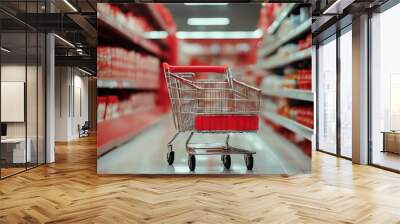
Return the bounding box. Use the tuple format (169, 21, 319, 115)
(0, 0, 400, 223)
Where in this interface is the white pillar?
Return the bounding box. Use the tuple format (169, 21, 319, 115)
(352, 14, 369, 164)
(46, 0, 55, 163)
(46, 33, 55, 163)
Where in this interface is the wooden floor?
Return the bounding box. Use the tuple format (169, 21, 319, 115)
(1, 135, 400, 223)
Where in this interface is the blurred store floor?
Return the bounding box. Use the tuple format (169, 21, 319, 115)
(98, 116, 310, 174)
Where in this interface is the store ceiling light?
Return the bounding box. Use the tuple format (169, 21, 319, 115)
(184, 3, 229, 6)
(54, 34, 75, 48)
(187, 18, 230, 26)
(145, 31, 168, 39)
(1, 47, 11, 53)
(176, 29, 263, 39)
(63, 0, 78, 12)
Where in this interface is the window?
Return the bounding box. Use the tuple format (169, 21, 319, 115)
(317, 36, 337, 154)
(370, 3, 400, 171)
(339, 27, 352, 158)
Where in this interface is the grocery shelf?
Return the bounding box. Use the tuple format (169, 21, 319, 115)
(260, 125, 312, 169)
(262, 88, 314, 102)
(121, 3, 176, 35)
(267, 3, 299, 34)
(97, 79, 158, 90)
(97, 108, 167, 157)
(262, 111, 313, 140)
(258, 19, 311, 58)
(256, 48, 311, 70)
(98, 12, 165, 58)
(146, 5, 175, 35)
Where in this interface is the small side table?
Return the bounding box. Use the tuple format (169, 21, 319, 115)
(381, 131, 400, 154)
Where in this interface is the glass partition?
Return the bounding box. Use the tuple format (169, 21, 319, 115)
(1, 30, 28, 177)
(370, 3, 400, 171)
(339, 27, 352, 158)
(0, 1, 46, 179)
(317, 35, 337, 154)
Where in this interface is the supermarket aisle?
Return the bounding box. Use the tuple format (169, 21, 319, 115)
(98, 116, 310, 174)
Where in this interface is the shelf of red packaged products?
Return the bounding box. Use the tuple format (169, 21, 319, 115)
(97, 79, 158, 90)
(262, 110, 313, 141)
(258, 19, 311, 58)
(98, 3, 165, 58)
(97, 93, 166, 157)
(262, 88, 313, 102)
(120, 3, 176, 35)
(262, 118, 311, 157)
(256, 48, 311, 70)
(97, 47, 160, 90)
(97, 108, 166, 157)
(146, 4, 176, 35)
(266, 3, 299, 34)
(260, 69, 313, 101)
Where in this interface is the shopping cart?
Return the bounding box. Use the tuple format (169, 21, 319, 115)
(163, 63, 261, 171)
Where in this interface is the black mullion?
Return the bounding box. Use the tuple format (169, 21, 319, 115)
(367, 12, 373, 166)
(0, 20, 2, 179)
(36, 0, 39, 167)
(336, 25, 341, 157)
(44, 0, 48, 164)
(25, 0, 28, 171)
(44, 33, 47, 164)
(315, 44, 320, 151)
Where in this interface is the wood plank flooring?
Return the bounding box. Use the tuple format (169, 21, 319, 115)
(1, 135, 400, 223)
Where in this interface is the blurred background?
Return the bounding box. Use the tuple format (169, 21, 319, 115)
(96, 3, 313, 174)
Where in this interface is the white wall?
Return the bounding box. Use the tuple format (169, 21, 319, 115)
(1, 65, 36, 137)
(54, 67, 89, 141)
(55, 67, 70, 141)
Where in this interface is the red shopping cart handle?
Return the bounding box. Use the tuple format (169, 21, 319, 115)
(163, 63, 227, 74)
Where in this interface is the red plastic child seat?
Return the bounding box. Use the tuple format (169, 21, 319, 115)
(195, 115, 259, 131)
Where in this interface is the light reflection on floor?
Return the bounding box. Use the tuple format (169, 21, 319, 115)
(97, 117, 311, 174)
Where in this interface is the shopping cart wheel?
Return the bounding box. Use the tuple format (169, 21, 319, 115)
(167, 151, 175, 165)
(222, 155, 231, 169)
(188, 155, 196, 171)
(221, 154, 229, 162)
(245, 155, 254, 170)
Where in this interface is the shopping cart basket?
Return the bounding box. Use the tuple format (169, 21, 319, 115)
(163, 63, 261, 171)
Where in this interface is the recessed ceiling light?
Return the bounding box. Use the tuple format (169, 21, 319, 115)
(144, 31, 168, 39)
(54, 34, 75, 48)
(78, 67, 93, 76)
(187, 18, 230, 26)
(176, 30, 263, 39)
(184, 3, 229, 6)
(63, 0, 78, 12)
(1, 47, 11, 53)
